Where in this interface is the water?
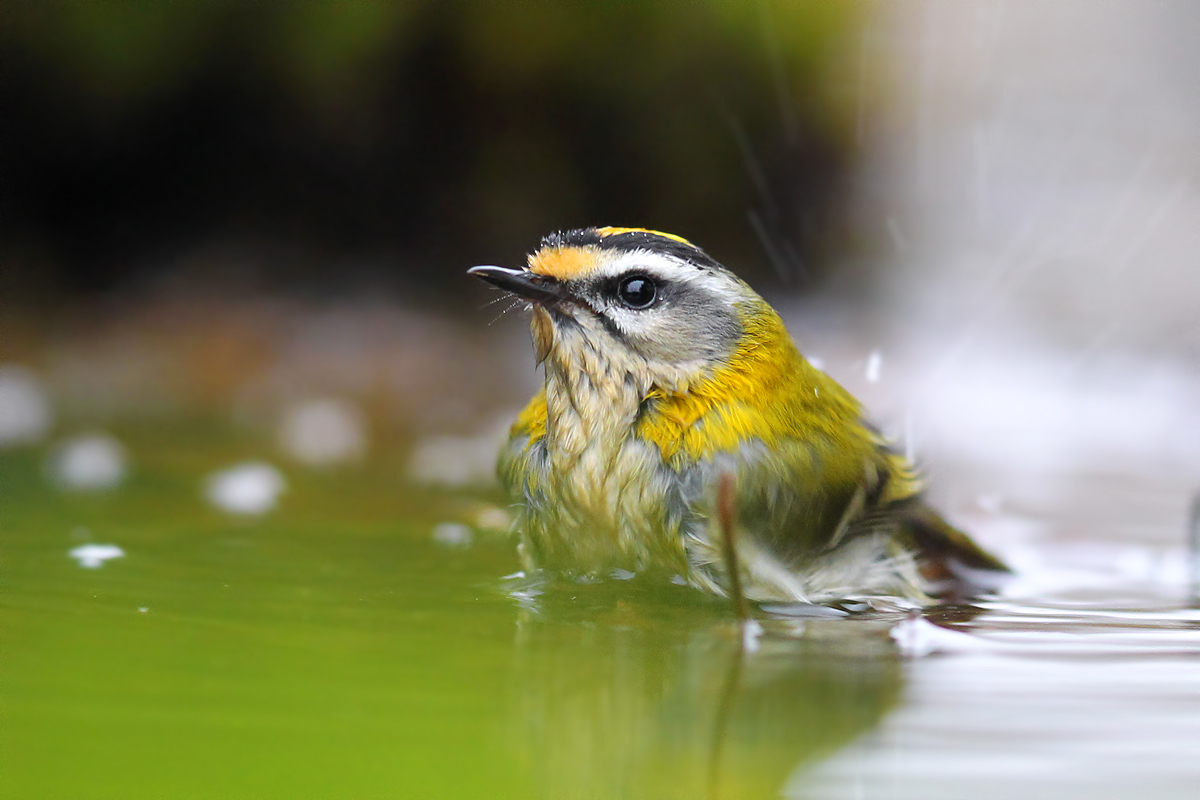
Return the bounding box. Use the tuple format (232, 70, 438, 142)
(795, 601, 1200, 799)
(3, 426, 1198, 799)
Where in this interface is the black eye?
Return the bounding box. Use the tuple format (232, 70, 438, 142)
(617, 275, 657, 309)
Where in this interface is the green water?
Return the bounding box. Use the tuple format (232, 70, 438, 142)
(1, 427, 901, 799)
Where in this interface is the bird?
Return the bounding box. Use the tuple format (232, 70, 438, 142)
(469, 227, 1007, 606)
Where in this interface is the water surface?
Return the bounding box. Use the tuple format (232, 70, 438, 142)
(4, 427, 1197, 799)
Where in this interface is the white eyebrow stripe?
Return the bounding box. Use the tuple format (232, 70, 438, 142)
(588, 249, 694, 282)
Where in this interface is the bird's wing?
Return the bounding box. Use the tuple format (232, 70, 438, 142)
(498, 389, 548, 504)
(726, 431, 877, 560)
(746, 431, 1009, 598)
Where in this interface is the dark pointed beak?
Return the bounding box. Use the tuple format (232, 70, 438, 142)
(467, 265, 564, 305)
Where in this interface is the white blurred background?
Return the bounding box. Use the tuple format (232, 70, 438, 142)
(780, 0, 1199, 569)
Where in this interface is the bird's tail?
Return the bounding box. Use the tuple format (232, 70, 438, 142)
(899, 503, 1010, 600)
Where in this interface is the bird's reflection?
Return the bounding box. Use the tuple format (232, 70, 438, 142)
(507, 579, 903, 799)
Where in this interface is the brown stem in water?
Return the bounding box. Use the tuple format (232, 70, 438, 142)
(717, 472, 751, 621)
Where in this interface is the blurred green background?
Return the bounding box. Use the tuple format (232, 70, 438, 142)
(1, 0, 861, 303)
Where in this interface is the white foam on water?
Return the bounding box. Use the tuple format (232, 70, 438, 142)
(204, 461, 287, 515)
(47, 433, 129, 491)
(431, 522, 474, 548)
(69, 543, 126, 569)
(278, 396, 367, 467)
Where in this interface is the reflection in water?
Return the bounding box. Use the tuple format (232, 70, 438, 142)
(508, 582, 902, 800)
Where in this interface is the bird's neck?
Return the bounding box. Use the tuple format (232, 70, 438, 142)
(541, 344, 647, 464)
(636, 307, 859, 466)
(535, 306, 693, 462)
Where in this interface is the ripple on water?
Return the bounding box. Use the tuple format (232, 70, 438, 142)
(789, 539, 1200, 800)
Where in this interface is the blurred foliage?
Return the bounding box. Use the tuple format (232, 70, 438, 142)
(0, 0, 863, 300)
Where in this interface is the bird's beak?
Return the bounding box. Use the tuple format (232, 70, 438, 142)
(468, 265, 564, 305)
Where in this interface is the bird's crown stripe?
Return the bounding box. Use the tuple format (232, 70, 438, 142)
(596, 226, 693, 245)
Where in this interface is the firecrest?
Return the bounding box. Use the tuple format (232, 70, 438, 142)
(469, 227, 1006, 604)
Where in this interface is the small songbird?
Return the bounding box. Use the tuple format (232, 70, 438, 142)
(469, 227, 1006, 605)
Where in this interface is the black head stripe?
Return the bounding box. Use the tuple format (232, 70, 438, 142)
(540, 228, 603, 250)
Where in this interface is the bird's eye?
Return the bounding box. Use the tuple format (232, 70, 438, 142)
(617, 275, 657, 309)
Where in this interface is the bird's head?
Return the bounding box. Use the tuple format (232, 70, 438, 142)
(469, 227, 779, 392)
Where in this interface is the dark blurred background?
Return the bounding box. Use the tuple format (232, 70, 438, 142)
(0, 0, 862, 306)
